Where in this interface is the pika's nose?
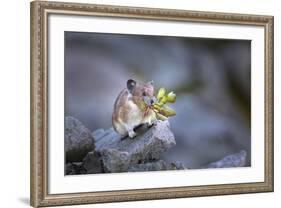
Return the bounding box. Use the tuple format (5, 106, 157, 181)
(150, 99, 154, 105)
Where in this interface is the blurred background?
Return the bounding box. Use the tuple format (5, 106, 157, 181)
(65, 32, 251, 168)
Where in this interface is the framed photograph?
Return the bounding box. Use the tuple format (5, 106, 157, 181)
(30, 1, 274, 207)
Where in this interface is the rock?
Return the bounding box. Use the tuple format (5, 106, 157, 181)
(94, 127, 121, 151)
(92, 129, 106, 142)
(65, 116, 247, 174)
(96, 120, 176, 173)
(101, 149, 131, 173)
(82, 151, 103, 174)
(128, 160, 186, 172)
(65, 116, 95, 162)
(65, 162, 86, 175)
(204, 150, 247, 168)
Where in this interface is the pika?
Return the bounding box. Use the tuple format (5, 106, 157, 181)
(112, 79, 157, 138)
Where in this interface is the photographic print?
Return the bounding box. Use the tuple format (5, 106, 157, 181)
(64, 32, 251, 175)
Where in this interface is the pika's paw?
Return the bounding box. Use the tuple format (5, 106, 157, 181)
(147, 120, 157, 128)
(128, 130, 137, 138)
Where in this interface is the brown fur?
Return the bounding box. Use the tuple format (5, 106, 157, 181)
(112, 80, 156, 138)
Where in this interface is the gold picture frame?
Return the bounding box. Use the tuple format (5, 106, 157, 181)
(30, 1, 274, 207)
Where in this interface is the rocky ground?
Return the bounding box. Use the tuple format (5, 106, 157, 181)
(65, 116, 247, 175)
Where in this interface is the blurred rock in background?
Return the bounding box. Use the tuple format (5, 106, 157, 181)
(65, 32, 251, 169)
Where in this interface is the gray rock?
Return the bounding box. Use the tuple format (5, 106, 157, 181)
(128, 160, 186, 172)
(101, 149, 131, 173)
(65, 116, 95, 162)
(82, 151, 103, 174)
(65, 162, 86, 175)
(92, 129, 106, 142)
(204, 150, 247, 168)
(96, 120, 176, 173)
(95, 128, 121, 151)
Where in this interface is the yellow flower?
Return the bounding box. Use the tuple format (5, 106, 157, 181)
(167, 91, 176, 103)
(159, 105, 176, 117)
(152, 87, 177, 121)
(157, 88, 166, 100)
(156, 113, 168, 121)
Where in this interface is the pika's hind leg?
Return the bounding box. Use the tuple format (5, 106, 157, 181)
(112, 120, 127, 137)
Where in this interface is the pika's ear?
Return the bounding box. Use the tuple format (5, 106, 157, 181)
(127, 79, 136, 93)
(147, 80, 154, 86)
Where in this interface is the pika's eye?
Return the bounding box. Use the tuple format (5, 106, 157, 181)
(142, 92, 147, 96)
